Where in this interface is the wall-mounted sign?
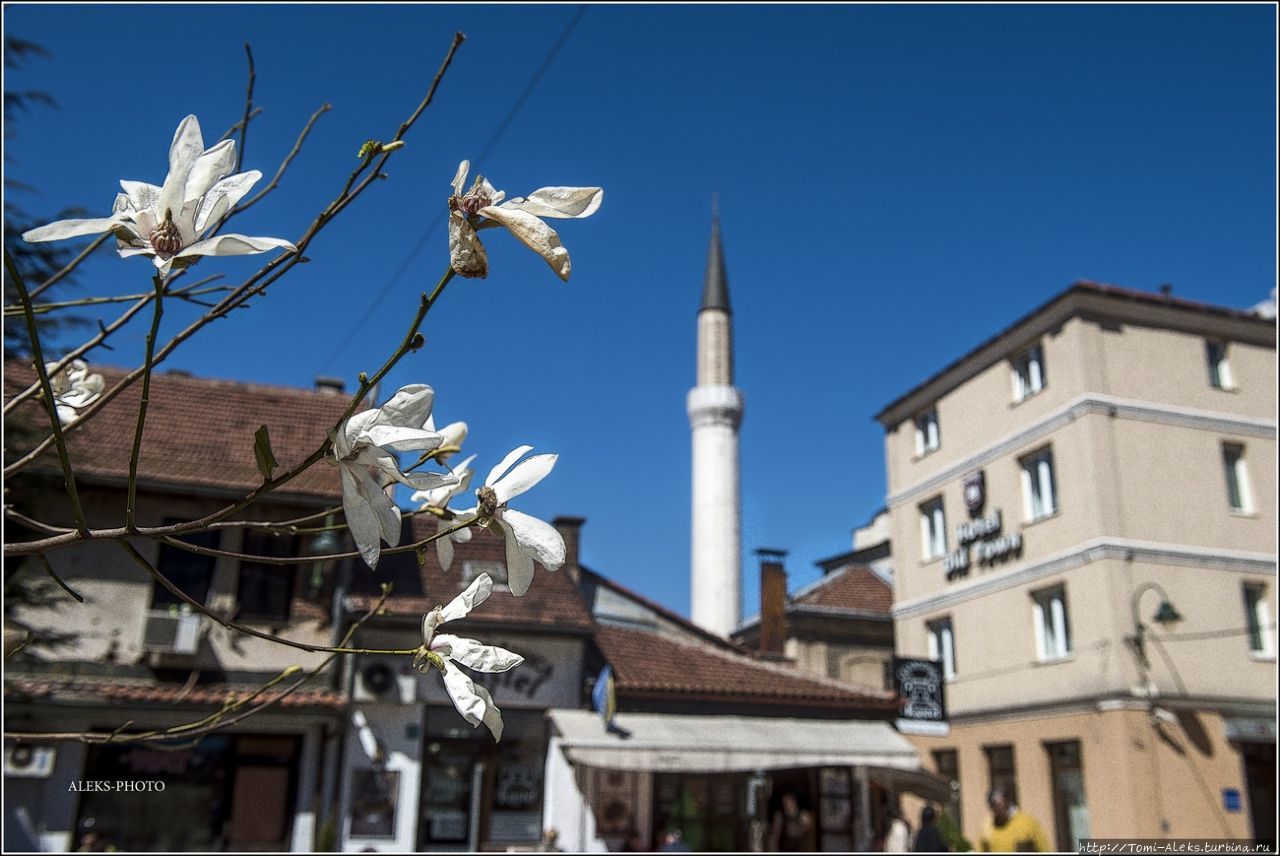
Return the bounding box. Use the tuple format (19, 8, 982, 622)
(944, 509, 1023, 581)
(894, 657, 946, 724)
(964, 471, 986, 516)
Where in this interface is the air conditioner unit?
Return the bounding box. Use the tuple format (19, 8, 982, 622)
(354, 659, 417, 704)
(4, 744, 56, 778)
(142, 609, 203, 655)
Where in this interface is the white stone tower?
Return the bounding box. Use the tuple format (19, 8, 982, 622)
(687, 207, 745, 637)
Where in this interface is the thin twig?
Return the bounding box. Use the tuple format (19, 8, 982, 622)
(4, 247, 89, 535)
(234, 103, 331, 216)
(236, 43, 256, 174)
(217, 106, 263, 144)
(125, 275, 166, 531)
(36, 553, 85, 603)
(4, 282, 230, 317)
(27, 233, 111, 301)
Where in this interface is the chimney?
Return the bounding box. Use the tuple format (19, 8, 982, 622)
(314, 376, 345, 395)
(756, 548, 788, 658)
(1159, 284, 1173, 300)
(552, 517, 585, 584)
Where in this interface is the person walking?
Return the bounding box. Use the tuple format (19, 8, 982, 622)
(978, 788, 1050, 852)
(912, 806, 950, 852)
(884, 806, 912, 852)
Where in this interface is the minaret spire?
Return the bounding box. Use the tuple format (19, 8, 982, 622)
(688, 201, 745, 638)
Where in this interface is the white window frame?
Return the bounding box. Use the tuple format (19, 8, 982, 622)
(1020, 447, 1058, 522)
(1206, 341, 1234, 390)
(914, 408, 940, 457)
(1222, 443, 1253, 514)
(1243, 584, 1273, 659)
(927, 617, 957, 680)
(1011, 344, 1046, 403)
(1032, 586, 1072, 661)
(919, 497, 947, 561)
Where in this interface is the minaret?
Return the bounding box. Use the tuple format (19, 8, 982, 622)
(687, 204, 745, 637)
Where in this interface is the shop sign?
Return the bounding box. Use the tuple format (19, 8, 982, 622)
(944, 509, 1023, 581)
(893, 657, 946, 725)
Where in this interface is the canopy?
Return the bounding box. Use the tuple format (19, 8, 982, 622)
(547, 709, 922, 774)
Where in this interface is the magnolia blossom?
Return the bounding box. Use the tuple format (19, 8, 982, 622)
(22, 115, 296, 274)
(424, 416, 468, 466)
(333, 385, 456, 569)
(448, 160, 602, 281)
(411, 453, 477, 572)
(456, 445, 565, 597)
(413, 573, 523, 741)
(44, 359, 104, 425)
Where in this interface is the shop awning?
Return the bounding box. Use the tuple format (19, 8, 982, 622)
(547, 709, 922, 774)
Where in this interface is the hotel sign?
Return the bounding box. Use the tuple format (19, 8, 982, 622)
(894, 657, 948, 736)
(944, 511, 1023, 581)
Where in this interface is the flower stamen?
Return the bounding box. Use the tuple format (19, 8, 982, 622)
(149, 208, 183, 259)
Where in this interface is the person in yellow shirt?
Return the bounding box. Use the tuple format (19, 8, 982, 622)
(978, 788, 1051, 852)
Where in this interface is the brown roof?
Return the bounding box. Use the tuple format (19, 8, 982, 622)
(346, 513, 596, 633)
(4, 675, 346, 710)
(596, 624, 895, 710)
(792, 565, 893, 614)
(5, 362, 352, 502)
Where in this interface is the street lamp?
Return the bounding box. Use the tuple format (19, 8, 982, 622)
(1128, 581, 1184, 668)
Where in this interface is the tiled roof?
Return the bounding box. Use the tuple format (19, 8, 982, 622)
(345, 514, 596, 632)
(596, 624, 895, 710)
(792, 565, 893, 614)
(5, 362, 353, 501)
(4, 675, 346, 710)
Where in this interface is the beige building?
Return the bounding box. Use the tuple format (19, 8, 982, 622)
(875, 282, 1277, 849)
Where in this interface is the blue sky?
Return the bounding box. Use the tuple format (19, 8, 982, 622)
(5, 4, 1276, 621)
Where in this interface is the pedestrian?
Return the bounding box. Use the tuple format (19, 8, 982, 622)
(769, 793, 816, 852)
(913, 806, 950, 852)
(884, 806, 912, 852)
(978, 788, 1050, 852)
(659, 828, 691, 852)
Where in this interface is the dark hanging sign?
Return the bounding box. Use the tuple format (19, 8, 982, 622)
(964, 470, 986, 516)
(893, 657, 947, 730)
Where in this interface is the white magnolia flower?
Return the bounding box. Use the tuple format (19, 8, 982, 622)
(22, 115, 296, 274)
(44, 359, 104, 425)
(448, 160, 602, 282)
(456, 445, 565, 597)
(333, 384, 456, 569)
(413, 573, 523, 741)
(424, 416, 468, 466)
(411, 453, 477, 572)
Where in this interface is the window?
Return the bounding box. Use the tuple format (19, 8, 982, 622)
(914, 409, 940, 456)
(1020, 447, 1058, 521)
(1032, 586, 1072, 660)
(1011, 344, 1046, 402)
(1222, 443, 1253, 513)
(462, 559, 507, 588)
(932, 749, 961, 825)
(1046, 741, 1090, 851)
(236, 530, 300, 622)
(984, 745, 1018, 807)
(919, 498, 947, 561)
(927, 617, 956, 680)
(1243, 584, 1274, 658)
(1206, 341, 1233, 390)
(152, 526, 220, 608)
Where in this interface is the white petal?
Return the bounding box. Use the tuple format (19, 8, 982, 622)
(502, 508, 566, 572)
(400, 471, 456, 492)
(421, 606, 444, 646)
(439, 659, 493, 735)
(448, 212, 488, 279)
(505, 186, 603, 219)
(158, 115, 205, 219)
(120, 180, 162, 210)
(353, 464, 402, 549)
(492, 453, 557, 506)
(178, 234, 296, 259)
(439, 573, 493, 622)
(486, 445, 534, 488)
(498, 518, 536, 597)
(364, 425, 442, 454)
(22, 215, 127, 243)
(184, 139, 237, 202)
(341, 466, 386, 569)
(435, 520, 456, 571)
(374, 384, 435, 429)
(193, 169, 261, 233)
(54, 403, 79, 425)
(470, 680, 505, 741)
(451, 161, 470, 196)
(477, 205, 571, 281)
(431, 634, 523, 673)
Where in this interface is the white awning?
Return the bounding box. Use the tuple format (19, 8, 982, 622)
(547, 709, 922, 774)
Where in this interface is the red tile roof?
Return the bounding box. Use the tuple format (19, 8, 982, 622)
(792, 565, 893, 614)
(346, 514, 596, 633)
(596, 624, 895, 710)
(4, 675, 346, 710)
(5, 362, 353, 502)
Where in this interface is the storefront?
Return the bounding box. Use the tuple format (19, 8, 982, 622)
(544, 710, 948, 852)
